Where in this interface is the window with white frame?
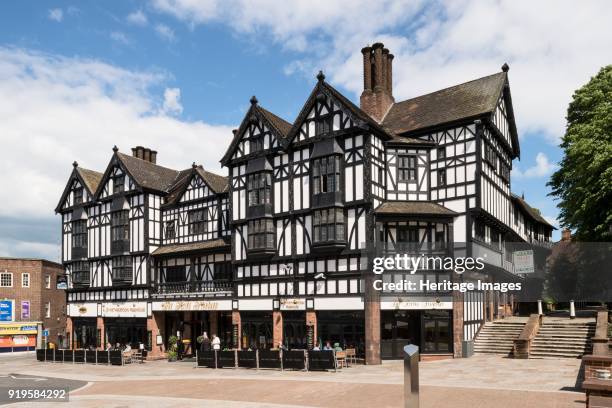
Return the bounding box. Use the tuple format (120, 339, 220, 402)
(45, 302, 51, 318)
(22, 273, 29, 288)
(44, 275, 51, 289)
(0, 272, 12, 287)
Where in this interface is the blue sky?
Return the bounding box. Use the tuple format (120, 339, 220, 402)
(1, 1, 611, 260)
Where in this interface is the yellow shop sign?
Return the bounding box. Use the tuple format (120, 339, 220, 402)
(0, 322, 40, 335)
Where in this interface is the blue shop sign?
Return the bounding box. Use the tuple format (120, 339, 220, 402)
(0, 300, 14, 322)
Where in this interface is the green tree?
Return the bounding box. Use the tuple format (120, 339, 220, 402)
(548, 65, 612, 241)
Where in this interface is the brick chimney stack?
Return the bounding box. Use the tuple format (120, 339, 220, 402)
(131, 146, 157, 164)
(360, 42, 395, 122)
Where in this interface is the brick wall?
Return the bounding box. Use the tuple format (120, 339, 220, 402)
(0, 258, 66, 344)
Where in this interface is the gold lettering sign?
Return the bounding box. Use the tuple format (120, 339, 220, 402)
(159, 301, 219, 311)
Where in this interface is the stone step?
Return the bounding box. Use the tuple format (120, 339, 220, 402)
(531, 344, 589, 352)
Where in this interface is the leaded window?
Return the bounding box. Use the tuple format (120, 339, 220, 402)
(73, 187, 83, 205)
(312, 156, 340, 194)
(398, 155, 417, 182)
(397, 226, 419, 250)
(72, 261, 89, 285)
(437, 147, 446, 161)
(315, 114, 332, 136)
(248, 219, 275, 250)
(313, 208, 345, 243)
(500, 162, 510, 182)
(247, 173, 271, 207)
(250, 133, 264, 153)
(113, 174, 125, 194)
(71, 220, 87, 248)
(188, 209, 208, 235)
(437, 169, 446, 186)
(112, 256, 132, 282)
(111, 210, 129, 242)
(165, 221, 176, 239)
(484, 143, 498, 168)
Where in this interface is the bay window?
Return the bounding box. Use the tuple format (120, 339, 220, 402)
(248, 219, 275, 251)
(312, 156, 340, 194)
(112, 256, 132, 283)
(247, 173, 272, 207)
(313, 208, 345, 243)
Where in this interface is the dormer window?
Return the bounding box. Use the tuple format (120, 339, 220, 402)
(188, 209, 208, 235)
(247, 173, 271, 207)
(113, 175, 125, 194)
(313, 156, 340, 194)
(73, 187, 83, 205)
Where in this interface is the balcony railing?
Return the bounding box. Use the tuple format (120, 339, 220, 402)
(154, 280, 233, 295)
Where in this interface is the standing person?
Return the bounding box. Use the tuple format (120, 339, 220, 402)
(200, 332, 211, 352)
(211, 334, 221, 351)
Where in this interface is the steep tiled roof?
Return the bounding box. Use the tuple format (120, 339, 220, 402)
(196, 167, 228, 193)
(76, 167, 103, 194)
(375, 201, 457, 216)
(151, 239, 230, 256)
(259, 106, 292, 139)
(382, 72, 507, 135)
(511, 194, 555, 228)
(117, 152, 181, 193)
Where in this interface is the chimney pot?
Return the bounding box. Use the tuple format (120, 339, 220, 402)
(359, 42, 395, 122)
(131, 146, 157, 163)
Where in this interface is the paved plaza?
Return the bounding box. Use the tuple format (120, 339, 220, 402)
(0, 352, 586, 407)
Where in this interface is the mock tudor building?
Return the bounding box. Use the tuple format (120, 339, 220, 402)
(56, 43, 553, 362)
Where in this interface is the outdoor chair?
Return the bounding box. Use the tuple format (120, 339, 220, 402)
(335, 351, 347, 369)
(345, 348, 356, 365)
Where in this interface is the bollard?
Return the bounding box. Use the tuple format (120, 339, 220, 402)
(403, 344, 419, 408)
(537, 299, 543, 315)
(570, 300, 576, 319)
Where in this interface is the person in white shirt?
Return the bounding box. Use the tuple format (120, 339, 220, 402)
(211, 334, 221, 351)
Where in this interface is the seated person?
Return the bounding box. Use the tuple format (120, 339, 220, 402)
(323, 342, 333, 351)
(333, 342, 343, 352)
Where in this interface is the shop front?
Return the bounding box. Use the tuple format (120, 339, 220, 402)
(241, 312, 273, 350)
(380, 302, 453, 359)
(317, 311, 365, 355)
(0, 322, 38, 352)
(151, 299, 233, 352)
(73, 318, 98, 349)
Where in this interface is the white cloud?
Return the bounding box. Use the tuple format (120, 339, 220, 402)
(512, 152, 559, 179)
(48, 8, 63, 22)
(155, 24, 176, 42)
(0, 47, 234, 226)
(162, 87, 183, 115)
(110, 31, 130, 45)
(127, 10, 148, 26)
(151, 0, 612, 143)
